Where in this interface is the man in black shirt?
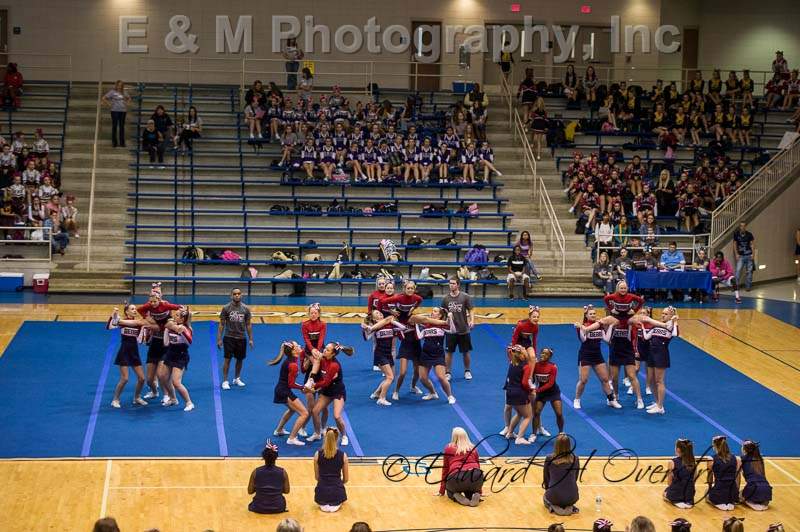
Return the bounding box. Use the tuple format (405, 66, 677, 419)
(506, 246, 530, 299)
(732, 222, 756, 291)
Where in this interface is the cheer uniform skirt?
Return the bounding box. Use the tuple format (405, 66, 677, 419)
(609, 339, 635, 366)
(163, 344, 190, 371)
(146, 336, 167, 364)
(273, 383, 298, 404)
(114, 337, 142, 367)
(398, 336, 421, 362)
(535, 384, 561, 404)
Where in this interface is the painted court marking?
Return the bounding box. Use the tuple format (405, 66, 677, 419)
(99, 459, 112, 518)
(81, 335, 118, 457)
(207, 323, 229, 457)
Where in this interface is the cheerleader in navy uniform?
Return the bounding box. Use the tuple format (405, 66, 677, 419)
(301, 138, 317, 180)
(305, 342, 355, 446)
(345, 143, 367, 182)
(402, 138, 419, 183)
(500, 345, 534, 445)
(478, 141, 502, 181)
(459, 142, 478, 183)
(107, 305, 150, 408)
(435, 142, 451, 182)
(664, 438, 697, 509)
(572, 305, 621, 410)
(410, 308, 457, 404)
(318, 136, 337, 181)
(382, 280, 424, 400)
(390, 135, 406, 178)
(740, 440, 772, 511)
(300, 303, 327, 438)
(417, 137, 435, 182)
(377, 140, 392, 180)
(362, 310, 405, 406)
(632, 307, 654, 398)
(361, 138, 379, 182)
(706, 435, 740, 511)
(161, 308, 194, 411)
(638, 306, 678, 415)
(442, 126, 460, 161)
(136, 283, 183, 399)
(531, 348, 563, 442)
(268, 340, 310, 446)
(266, 98, 283, 143)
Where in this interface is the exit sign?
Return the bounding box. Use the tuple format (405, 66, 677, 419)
(511, 4, 521, 12)
(580, 5, 592, 13)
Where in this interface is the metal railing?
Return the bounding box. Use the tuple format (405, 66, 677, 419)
(499, 75, 566, 275)
(0, 226, 52, 262)
(709, 135, 800, 250)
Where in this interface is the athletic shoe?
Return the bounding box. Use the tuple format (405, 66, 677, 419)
(299, 428, 308, 438)
(143, 391, 158, 400)
(645, 386, 652, 395)
(110, 400, 121, 409)
(623, 377, 631, 387)
(372, 365, 381, 372)
(287, 438, 305, 446)
(161, 396, 171, 406)
(735, 297, 742, 304)
(411, 386, 423, 395)
(169, 398, 179, 406)
(341, 435, 349, 446)
(447, 395, 456, 404)
(646, 402, 658, 409)
(607, 399, 622, 409)
(369, 392, 379, 400)
(514, 437, 531, 445)
(133, 397, 148, 406)
(537, 426, 551, 437)
(499, 427, 509, 436)
(376, 398, 392, 406)
(233, 378, 245, 387)
(183, 402, 195, 412)
(573, 398, 581, 409)
(306, 433, 322, 442)
(221, 381, 230, 390)
(391, 391, 399, 401)
(273, 429, 290, 437)
(528, 434, 537, 443)
(464, 370, 473, 381)
(636, 399, 645, 409)
(445, 372, 452, 381)
(646, 407, 664, 414)
(674, 502, 692, 509)
(422, 393, 439, 401)
(626, 386, 634, 395)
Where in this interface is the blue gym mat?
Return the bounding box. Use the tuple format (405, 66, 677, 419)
(0, 321, 798, 459)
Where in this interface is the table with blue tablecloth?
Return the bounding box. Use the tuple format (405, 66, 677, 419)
(625, 270, 713, 293)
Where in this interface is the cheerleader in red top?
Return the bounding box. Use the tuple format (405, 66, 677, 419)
(362, 310, 406, 406)
(380, 280, 424, 400)
(136, 282, 183, 399)
(366, 277, 388, 314)
(161, 308, 194, 411)
(268, 340, 309, 446)
(106, 304, 151, 408)
(300, 303, 327, 438)
(437, 427, 484, 506)
(499, 345, 535, 446)
(305, 342, 355, 446)
(501, 306, 539, 437)
(638, 306, 678, 415)
(531, 348, 563, 443)
(572, 305, 621, 410)
(603, 281, 644, 326)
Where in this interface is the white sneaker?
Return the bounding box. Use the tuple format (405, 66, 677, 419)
(183, 402, 195, 412)
(377, 398, 392, 406)
(411, 386, 423, 395)
(221, 381, 230, 390)
(372, 365, 381, 372)
(499, 427, 509, 436)
(537, 426, 551, 437)
(369, 392, 379, 400)
(623, 377, 631, 387)
(464, 371, 473, 380)
(528, 434, 537, 443)
(626, 386, 634, 395)
(306, 433, 322, 442)
(607, 399, 623, 409)
(249, 134, 254, 139)
(133, 397, 148, 406)
(646, 402, 658, 409)
(573, 398, 581, 409)
(674, 502, 692, 509)
(568, 206, 575, 214)
(422, 393, 439, 401)
(447, 395, 456, 404)
(514, 437, 531, 445)
(647, 406, 665, 415)
(273, 429, 290, 437)
(143, 390, 158, 400)
(341, 435, 349, 446)
(110, 400, 121, 409)
(161, 396, 171, 406)
(233, 378, 245, 387)
(299, 428, 308, 438)
(287, 437, 305, 446)
(169, 398, 179, 406)
(636, 399, 645, 409)
(646, 386, 652, 395)
(445, 373, 452, 381)
(391, 391, 399, 401)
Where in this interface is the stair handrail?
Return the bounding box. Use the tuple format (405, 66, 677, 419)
(499, 76, 566, 276)
(709, 135, 800, 249)
(85, 59, 103, 271)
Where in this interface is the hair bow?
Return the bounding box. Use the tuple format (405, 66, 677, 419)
(594, 519, 613, 528)
(767, 523, 784, 532)
(528, 305, 540, 314)
(583, 304, 594, 312)
(264, 440, 278, 452)
(743, 439, 760, 447)
(150, 282, 163, 298)
(308, 302, 321, 312)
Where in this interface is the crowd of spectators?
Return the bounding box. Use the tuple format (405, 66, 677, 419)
(0, 129, 76, 254)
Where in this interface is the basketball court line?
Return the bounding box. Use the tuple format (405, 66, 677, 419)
(341, 410, 365, 457)
(99, 459, 112, 518)
(81, 336, 118, 457)
(696, 318, 800, 372)
(207, 322, 229, 457)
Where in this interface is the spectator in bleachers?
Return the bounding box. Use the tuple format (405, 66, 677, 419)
(593, 251, 615, 293)
(678, 184, 701, 232)
(594, 212, 614, 257)
(101, 80, 131, 148)
(245, 95, 265, 140)
(141, 119, 165, 165)
(278, 125, 298, 167)
(517, 68, 538, 116)
(247, 440, 290, 514)
(2, 63, 23, 109)
(507, 245, 531, 299)
(708, 69, 724, 106)
(45, 210, 68, 255)
(282, 38, 304, 90)
(28, 196, 46, 225)
(613, 247, 633, 281)
(584, 66, 599, 108)
(151, 105, 175, 151)
(613, 216, 632, 248)
(176, 106, 202, 152)
(563, 65, 579, 103)
(724, 71, 741, 102)
(528, 97, 548, 160)
(33, 129, 49, 158)
(298, 68, 314, 104)
(634, 183, 657, 225)
(276, 518, 303, 532)
(542, 433, 580, 516)
(60, 194, 79, 237)
(782, 69, 800, 111)
(655, 169, 676, 215)
(515, 230, 541, 279)
(47, 162, 60, 189)
(765, 72, 786, 109)
(672, 105, 687, 145)
(659, 242, 686, 271)
(244, 80, 267, 109)
(464, 82, 489, 109)
(738, 106, 753, 146)
(772, 50, 789, 77)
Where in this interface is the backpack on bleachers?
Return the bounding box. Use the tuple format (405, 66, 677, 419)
(378, 239, 400, 262)
(436, 236, 457, 247)
(336, 242, 352, 262)
(464, 245, 488, 265)
(182, 246, 204, 261)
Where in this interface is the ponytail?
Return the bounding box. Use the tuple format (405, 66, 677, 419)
(322, 427, 339, 459)
(268, 341, 296, 366)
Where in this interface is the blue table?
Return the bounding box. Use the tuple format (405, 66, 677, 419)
(626, 270, 713, 293)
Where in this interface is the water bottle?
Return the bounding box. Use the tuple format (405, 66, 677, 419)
(595, 495, 603, 513)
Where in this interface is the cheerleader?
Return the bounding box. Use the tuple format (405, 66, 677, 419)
(435, 142, 451, 182)
(603, 281, 644, 324)
(603, 317, 644, 409)
(301, 303, 327, 437)
(136, 283, 183, 399)
(740, 440, 773, 511)
(528, 97, 547, 160)
(268, 340, 309, 446)
(511, 305, 540, 361)
(664, 438, 697, 509)
(707, 435, 740, 511)
(160, 308, 194, 411)
(459, 142, 477, 183)
(318, 136, 337, 181)
(278, 124, 297, 167)
(633, 307, 654, 398)
(106, 305, 150, 408)
(367, 276, 388, 315)
(390, 135, 406, 177)
(305, 342, 355, 446)
(531, 348, 563, 441)
(300, 138, 317, 180)
(478, 141, 502, 181)
(377, 140, 392, 179)
(409, 308, 457, 404)
(500, 345, 534, 445)
(638, 306, 678, 415)
(361, 138, 379, 182)
(402, 138, 419, 183)
(382, 280, 424, 399)
(362, 310, 405, 406)
(740, 70, 754, 107)
(572, 305, 621, 410)
(738, 106, 753, 146)
(345, 143, 367, 181)
(417, 137, 435, 182)
(441, 126, 461, 161)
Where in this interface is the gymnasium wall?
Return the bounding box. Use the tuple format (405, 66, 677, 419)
(721, 175, 800, 283)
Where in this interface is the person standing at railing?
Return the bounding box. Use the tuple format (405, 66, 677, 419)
(101, 80, 131, 149)
(283, 38, 304, 91)
(517, 68, 537, 117)
(2, 62, 23, 109)
(733, 222, 756, 292)
(497, 40, 513, 81)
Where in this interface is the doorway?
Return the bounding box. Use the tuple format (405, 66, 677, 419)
(681, 28, 699, 91)
(410, 21, 441, 92)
